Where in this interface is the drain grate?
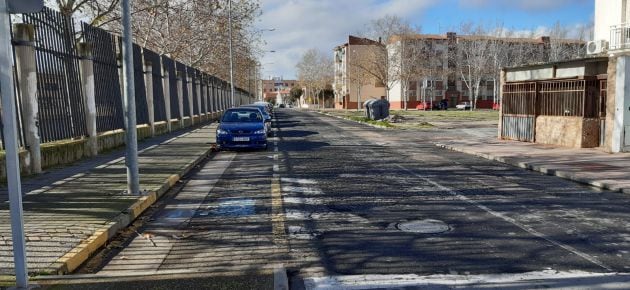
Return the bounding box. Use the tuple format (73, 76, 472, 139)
(396, 219, 450, 234)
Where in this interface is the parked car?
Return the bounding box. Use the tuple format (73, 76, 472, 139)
(278, 104, 286, 108)
(216, 108, 267, 150)
(456, 101, 472, 110)
(254, 101, 274, 116)
(240, 105, 271, 135)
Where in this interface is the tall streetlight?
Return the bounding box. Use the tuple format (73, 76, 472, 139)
(228, 0, 235, 108)
(121, 0, 139, 194)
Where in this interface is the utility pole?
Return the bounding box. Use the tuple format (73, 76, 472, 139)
(228, 0, 235, 108)
(121, 0, 139, 195)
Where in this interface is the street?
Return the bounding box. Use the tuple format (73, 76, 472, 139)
(71, 109, 630, 289)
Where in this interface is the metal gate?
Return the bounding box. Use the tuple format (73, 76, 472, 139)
(600, 80, 607, 146)
(501, 82, 536, 142)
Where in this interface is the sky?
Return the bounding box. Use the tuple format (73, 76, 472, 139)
(255, 0, 594, 80)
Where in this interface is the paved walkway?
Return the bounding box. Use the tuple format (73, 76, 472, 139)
(437, 138, 630, 194)
(0, 123, 217, 277)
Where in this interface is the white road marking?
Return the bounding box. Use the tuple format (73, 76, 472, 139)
(304, 270, 628, 290)
(395, 164, 613, 271)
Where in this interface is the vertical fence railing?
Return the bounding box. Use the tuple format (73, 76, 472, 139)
(188, 66, 199, 115)
(176, 62, 190, 117)
(131, 43, 148, 125)
(4, 6, 245, 150)
(82, 23, 124, 133)
(23, 7, 87, 143)
(200, 72, 206, 114)
(161, 56, 178, 120)
(143, 48, 166, 122)
(502, 79, 603, 143)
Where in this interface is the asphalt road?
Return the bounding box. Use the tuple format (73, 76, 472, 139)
(68, 109, 630, 290)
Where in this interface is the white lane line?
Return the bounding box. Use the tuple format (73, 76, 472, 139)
(394, 164, 613, 271)
(303, 270, 626, 290)
(273, 164, 280, 172)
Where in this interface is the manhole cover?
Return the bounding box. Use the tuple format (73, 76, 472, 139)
(396, 219, 450, 234)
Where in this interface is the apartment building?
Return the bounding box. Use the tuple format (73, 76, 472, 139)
(333, 36, 387, 110)
(259, 77, 298, 103)
(387, 32, 583, 110)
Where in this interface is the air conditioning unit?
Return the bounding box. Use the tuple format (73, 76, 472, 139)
(586, 40, 608, 55)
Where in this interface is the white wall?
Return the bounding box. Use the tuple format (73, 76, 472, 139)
(388, 80, 403, 102)
(594, 0, 623, 42)
(613, 56, 630, 152)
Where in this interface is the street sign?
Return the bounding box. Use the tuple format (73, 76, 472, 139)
(7, 0, 43, 13)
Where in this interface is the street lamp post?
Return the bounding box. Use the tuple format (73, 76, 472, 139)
(228, 0, 235, 108)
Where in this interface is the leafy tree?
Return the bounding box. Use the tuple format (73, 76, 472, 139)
(289, 87, 303, 104)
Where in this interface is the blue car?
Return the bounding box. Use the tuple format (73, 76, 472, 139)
(240, 105, 272, 135)
(216, 108, 268, 150)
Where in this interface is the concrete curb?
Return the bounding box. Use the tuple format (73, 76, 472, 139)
(436, 143, 630, 195)
(48, 127, 215, 275)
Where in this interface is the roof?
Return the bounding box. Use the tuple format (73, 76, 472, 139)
(335, 35, 383, 50)
(504, 56, 609, 70)
(388, 32, 585, 45)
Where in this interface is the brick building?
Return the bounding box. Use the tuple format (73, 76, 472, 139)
(387, 32, 584, 110)
(333, 36, 387, 110)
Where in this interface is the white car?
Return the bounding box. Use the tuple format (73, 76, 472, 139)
(456, 101, 472, 110)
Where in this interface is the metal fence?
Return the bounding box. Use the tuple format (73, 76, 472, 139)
(82, 23, 125, 133)
(538, 80, 599, 118)
(131, 43, 149, 125)
(176, 62, 190, 117)
(3, 5, 252, 150)
(199, 73, 208, 113)
(162, 56, 179, 120)
(23, 7, 87, 143)
(143, 48, 167, 122)
(502, 78, 604, 142)
(189, 67, 199, 115)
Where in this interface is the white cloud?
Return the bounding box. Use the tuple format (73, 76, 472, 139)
(256, 0, 436, 79)
(459, 0, 589, 11)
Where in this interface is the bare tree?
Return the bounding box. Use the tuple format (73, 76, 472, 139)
(450, 23, 493, 110)
(358, 15, 418, 100)
(297, 49, 334, 108)
(57, 0, 262, 91)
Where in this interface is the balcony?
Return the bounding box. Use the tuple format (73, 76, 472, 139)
(610, 23, 630, 50)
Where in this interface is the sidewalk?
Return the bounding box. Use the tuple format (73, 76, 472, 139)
(436, 138, 630, 194)
(0, 123, 217, 277)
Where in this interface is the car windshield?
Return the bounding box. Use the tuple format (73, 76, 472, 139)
(221, 110, 263, 123)
(243, 106, 268, 115)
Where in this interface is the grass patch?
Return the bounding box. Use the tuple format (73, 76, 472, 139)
(348, 116, 394, 128)
(392, 109, 499, 121)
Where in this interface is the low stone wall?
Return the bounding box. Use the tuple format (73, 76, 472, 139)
(0, 150, 32, 179)
(98, 130, 125, 153)
(183, 117, 192, 128)
(41, 139, 89, 169)
(192, 115, 201, 125)
(170, 119, 182, 131)
(154, 121, 169, 136)
(535, 116, 599, 148)
(0, 113, 222, 180)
